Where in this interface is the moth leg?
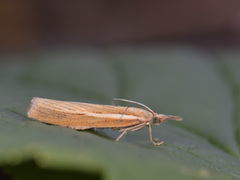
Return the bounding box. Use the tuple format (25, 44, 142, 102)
(117, 106, 129, 124)
(116, 130, 127, 142)
(148, 125, 163, 146)
(111, 98, 130, 123)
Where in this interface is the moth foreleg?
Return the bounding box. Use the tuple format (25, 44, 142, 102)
(148, 125, 163, 146)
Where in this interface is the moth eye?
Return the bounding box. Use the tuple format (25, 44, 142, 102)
(153, 117, 159, 123)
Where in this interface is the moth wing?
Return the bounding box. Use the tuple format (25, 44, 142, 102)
(27, 97, 150, 128)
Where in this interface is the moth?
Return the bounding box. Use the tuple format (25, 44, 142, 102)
(27, 97, 183, 145)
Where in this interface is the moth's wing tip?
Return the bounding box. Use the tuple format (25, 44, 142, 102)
(27, 97, 41, 117)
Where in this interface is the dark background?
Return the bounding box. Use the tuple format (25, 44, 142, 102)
(1, 0, 240, 53)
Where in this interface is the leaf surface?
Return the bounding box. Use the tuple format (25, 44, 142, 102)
(0, 47, 239, 180)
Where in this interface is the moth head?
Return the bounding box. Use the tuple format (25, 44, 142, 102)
(153, 113, 183, 125)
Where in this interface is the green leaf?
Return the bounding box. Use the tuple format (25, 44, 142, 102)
(0, 46, 240, 180)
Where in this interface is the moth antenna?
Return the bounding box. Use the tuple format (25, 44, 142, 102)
(112, 98, 154, 114)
